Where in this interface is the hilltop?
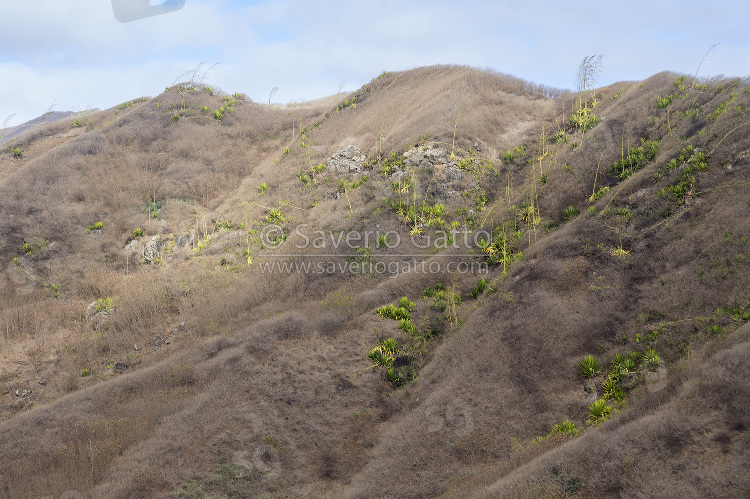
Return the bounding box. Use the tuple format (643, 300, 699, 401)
(0, 64, 749, 498)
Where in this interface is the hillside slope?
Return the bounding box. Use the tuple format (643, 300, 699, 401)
(0, 65, 749, 498)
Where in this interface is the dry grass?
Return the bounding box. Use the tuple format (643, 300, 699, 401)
(0, 65, 749, 498)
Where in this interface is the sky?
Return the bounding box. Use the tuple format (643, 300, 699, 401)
(1, 0, 749, 127)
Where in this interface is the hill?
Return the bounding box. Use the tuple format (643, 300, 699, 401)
(0, 64, 749, 498)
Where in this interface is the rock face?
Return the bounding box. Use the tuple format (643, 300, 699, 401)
(401, 143, 468, 199)
(328, 145, 365, 173)
(141, 235, 163, 263)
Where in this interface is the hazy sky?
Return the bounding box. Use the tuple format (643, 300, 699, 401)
(1, 0, 748, 126)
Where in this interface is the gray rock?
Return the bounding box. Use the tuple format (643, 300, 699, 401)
(124, 239, 139, 252)
(328, 145, 365, 173)
(133, 343, 142, 351)
(140, 235, 163, 263)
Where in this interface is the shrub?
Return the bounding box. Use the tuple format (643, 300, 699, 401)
(10, 146, 22, 158)
(578, 355, 601, 378)
(257, 182, 270, 195)
(212, 109, 224, 121)
(132, 227, 145, 239)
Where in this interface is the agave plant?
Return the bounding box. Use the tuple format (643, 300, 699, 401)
(644, 347, 662, 368)
(578, 355, 602, 378)
(367, 347, 392, 367)
(380, 337, 400, 357)
(385, 367, 404, 387)
(602, 377, 625, 401)
(587, 399, 613, 424)
(550, 419, 579, 436)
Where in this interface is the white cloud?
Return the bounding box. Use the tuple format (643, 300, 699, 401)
(1, 0, 748, 126)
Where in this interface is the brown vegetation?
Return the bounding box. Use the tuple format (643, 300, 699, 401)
(0, 65, 749, 498)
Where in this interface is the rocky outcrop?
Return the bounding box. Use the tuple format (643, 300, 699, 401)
(328, 145, 365, 173)
(140, 235, 163, 263)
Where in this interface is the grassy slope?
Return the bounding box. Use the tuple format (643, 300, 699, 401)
(0, 66, 748, 498)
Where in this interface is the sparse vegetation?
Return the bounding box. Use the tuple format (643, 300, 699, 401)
(0, 64, 749, 499)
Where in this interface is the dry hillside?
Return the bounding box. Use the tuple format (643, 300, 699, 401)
(0, 64, 749, 498)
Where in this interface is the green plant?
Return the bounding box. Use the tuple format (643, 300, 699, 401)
(550, 420, 579, 436)
(589, 185, 610, 202)
(398, 296, 415, 312)
(132, 227, 145, 239)
(80, 368, 91, 377)
(385, 367, 407, 387)
(469, 278, 487, 299)
(170, 112, 180, 122)
(398, 319, 417, 335)
(212, 108, 224, 121)
(257, 182, 270, 195)
(578, 355, 601, 378)
(283, 147, 291, 156)
(94, 297, 115, 314)
(611, 139, 661, 178)
(87, 221, 104, 233)
(376, 304, 411, 321)
(380, 337, 400, 356)
(602, 376, 625, 401)
(265, 208, 285, 224)
(10, 146, 22, 158)
(644, 347, 661, 368)
(367, 347, 393, 367)
(587, 399, 612, 424)
(563, 205, 579, 220)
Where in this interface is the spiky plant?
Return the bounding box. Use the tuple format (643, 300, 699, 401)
(385, 367, 405, 387)
(587, 399, 612, 424)
(368, 347, 392, 367)
(602, 377, 625, 401)
(380, 337, 399, 357)
(550, 420, 579, 436)
(578, 355, 602, 378)
(644, 347, 662, 368)
(398, 320, 416, 335)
